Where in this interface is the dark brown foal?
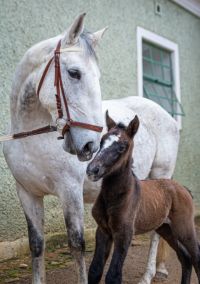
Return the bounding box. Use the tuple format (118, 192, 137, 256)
(87, 112, 200, 284)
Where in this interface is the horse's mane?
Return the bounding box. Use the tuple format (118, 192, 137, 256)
(24, 30, 97, 68)
(12, 30, 97, 100)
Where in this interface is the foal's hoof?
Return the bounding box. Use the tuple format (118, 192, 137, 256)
(153, 271, 168, 282)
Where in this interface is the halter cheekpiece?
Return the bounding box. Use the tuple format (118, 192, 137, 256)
(37, 39, 103, 139)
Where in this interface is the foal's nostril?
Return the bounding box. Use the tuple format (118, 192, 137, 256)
(83, 141, 93, 154)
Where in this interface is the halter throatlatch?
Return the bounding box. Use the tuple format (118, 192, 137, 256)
(37, 39, 103, 139)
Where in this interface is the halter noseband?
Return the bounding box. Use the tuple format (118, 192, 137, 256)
(37, 39, 103, 139)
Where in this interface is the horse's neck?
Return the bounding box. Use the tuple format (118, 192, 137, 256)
(10, 35, 61, 131)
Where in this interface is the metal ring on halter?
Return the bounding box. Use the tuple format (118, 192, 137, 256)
(56, 118, 70, 134)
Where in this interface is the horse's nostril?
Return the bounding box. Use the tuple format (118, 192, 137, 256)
(93, 166, 100, 175)
(83, 141, 93, 153)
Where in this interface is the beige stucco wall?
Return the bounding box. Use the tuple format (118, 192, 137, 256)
(0, 0, 200, 241)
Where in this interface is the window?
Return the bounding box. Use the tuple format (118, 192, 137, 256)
(143, 42, 184, 117)
(137, 27, 184, 129)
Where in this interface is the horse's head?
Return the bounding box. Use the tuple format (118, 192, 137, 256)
(39, 13, 107, 161)
(87, 111, 140, 181)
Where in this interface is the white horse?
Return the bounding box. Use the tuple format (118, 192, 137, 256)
(2, 13, 179, 284)
(3, 14, 107, 284)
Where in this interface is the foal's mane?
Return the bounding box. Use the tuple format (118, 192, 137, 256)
(116, 122, 126, 130)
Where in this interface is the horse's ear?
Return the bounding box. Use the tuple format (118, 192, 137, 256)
(62, 13, 86, 46)
(106, 110, 116, 131)
(126, 115, 139, 138)
(91, 27, 108, 48)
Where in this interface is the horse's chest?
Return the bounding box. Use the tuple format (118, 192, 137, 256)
(93, 200, 134, 234)
(7, 148, 55, 195)
(3, 138, 85, 196)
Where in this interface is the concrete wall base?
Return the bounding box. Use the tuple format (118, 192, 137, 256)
(0, 237, 29, 261)
(0, 229, 96, 261)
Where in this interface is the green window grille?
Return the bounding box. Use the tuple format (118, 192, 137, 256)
(142, 41, 185, 117)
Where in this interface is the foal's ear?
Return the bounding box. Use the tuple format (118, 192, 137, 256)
(126, 115, 140, 138)
(62, 13, 86, 45)
(106, 110, 116, 131)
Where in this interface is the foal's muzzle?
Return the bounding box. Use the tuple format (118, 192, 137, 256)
(87, 161, 104, 181)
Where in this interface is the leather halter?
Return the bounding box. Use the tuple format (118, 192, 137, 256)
(0, 40, 103, 143)
(37, 39, 103, 139)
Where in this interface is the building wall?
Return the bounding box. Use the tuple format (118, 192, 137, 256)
(0, 0, 200, 241)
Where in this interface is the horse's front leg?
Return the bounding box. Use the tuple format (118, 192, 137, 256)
(88, 226, 112, 284)
(105, 224, 133, 284)
(59, 184, 87, 284)
(17, 182, 45, 284)
(138, 232, 160, 284)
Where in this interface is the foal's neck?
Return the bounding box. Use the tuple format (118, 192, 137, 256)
(102, 155, 134, 196)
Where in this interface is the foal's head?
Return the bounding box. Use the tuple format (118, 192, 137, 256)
(87, 112, 139, 181)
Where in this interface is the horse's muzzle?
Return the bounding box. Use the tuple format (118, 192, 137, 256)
(77, 141, 97, 162)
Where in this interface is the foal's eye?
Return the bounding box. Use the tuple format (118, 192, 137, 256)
(68, 69, 81, 80)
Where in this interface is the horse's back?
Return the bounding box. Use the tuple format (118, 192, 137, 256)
(103, 96, 178, 130)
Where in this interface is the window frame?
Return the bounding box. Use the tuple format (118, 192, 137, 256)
(137, 27, 182, 129)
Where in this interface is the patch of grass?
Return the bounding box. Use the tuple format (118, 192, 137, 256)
(46, 233, 67, 252)
(0, 229, 96, 282)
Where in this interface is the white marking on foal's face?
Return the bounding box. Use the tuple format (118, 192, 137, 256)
(102, 135, 120, 150)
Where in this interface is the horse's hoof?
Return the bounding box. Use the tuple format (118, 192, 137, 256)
(153, 271, 168, 282)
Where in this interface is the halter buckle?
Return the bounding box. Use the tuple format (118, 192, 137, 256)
(56, 118, 71, 139)
(56, 118, 68, 133)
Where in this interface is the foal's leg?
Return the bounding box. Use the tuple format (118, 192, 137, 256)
(171, 220, 200, 282)
(59, 189, 87, 284)
(138, 232, 160, 284)
(17, 183, 45, 284)
(180, 237, 200, 282)
(88, 227, 112, 284)
(156, 224, 192, 284)
(105, 225, 133, 284)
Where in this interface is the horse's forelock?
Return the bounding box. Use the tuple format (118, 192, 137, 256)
(79, 30, 98, 62)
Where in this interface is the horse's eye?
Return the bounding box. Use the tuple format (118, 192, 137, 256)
(68, 69, 81, 80)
